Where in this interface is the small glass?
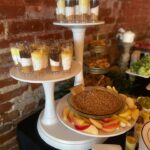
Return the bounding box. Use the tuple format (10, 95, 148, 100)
(10, 43, 21, 65)
(125, 131, 137, 150)
(75, 0, 80, 22)
(65, 0, 75, 22)
(79, 0, 90, 22)
(19, 41, 33, 73)
(90, 0, 99, 22)
(56, 0, 66, 22)
(61, 41, 73, 72)
(49, 45, 61, 72)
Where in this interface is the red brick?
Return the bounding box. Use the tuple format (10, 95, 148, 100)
(0, 5, 25, 19)
(2, 110, 20, 123)
(37, 32, 63, 40)
(0, 85, 28, 104)
(105, 17, 115, 24)
(44, 19, 63, 31)
(64, 30, 72, 40)
(0, 23, 4, 35)
(25, 0, 55, 6)
(0, 66, 10, 76)
(8, 20, 44, 35)
(0, 39, 9, 49)
(31, 83, 41, 90)
(25, 0, 42, 5)
(0, 129, 16, 144)
(0, 78, 18, 88)
(0, 52, 12, 65)
(0, 0, 24, 5)
(0, 102, 13, 113)
(0, 35, 34, 49)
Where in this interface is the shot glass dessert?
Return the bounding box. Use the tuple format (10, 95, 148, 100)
(90, 0, 99, 22)
(79, 0, 90, 22)
(49, 46, 61, 72)
(56, 0, 66, 22)
(19, 42, 33, 73)
(61, 42, 73, 71)
(75, 0, 80, 22)
(10, 43, 21, 65)
(31, 50, 48, 71)
(65, 0, 75, 22)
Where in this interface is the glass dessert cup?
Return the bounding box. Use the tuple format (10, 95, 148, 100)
(79, 0, 90, 22)
(90, 0, 99, 22)
(65, 0, 75, 22)
(49, 45, 61, 72)
(56, 0, 66, 22)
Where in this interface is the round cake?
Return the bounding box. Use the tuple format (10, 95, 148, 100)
(69, 87, 124, 116)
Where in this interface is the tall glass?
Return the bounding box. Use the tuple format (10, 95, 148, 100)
(90, 0, 99, 22)
(56, 0, 65, 22)
(65, 0, 75, 22)
(125, 131, 137, 150)
(79, 0, 90, 22)
(75, 0, 80, 22)
(61, 41, 73, 72)
(49, 45, 61, 72)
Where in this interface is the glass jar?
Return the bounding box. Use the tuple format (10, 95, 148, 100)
(90, 0, 99, 22)
(79, 0, 90, 22)
(56, 0, 66, 22)
(65, 0, 75, 22)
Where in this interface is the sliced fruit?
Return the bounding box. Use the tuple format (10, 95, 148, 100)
(101, 127, 116, 133)
(89, 118, 103, 129)
(75, 123, 90, 130)
(126, 97, 136, 109)
(116, 116, 132, 127)
(102, 117, 116, 123)
(103, 119, 120, 128)
(63, 107, 70, 121)
(68, 111, 75, 124)
(82, 125, 99, 135)
(119, 109, 132, 118)
(73, 116, 85, 126)
(131, 109, 140, 121)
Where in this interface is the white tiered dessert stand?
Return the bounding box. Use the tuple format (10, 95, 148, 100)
(9, 21, 136, 150)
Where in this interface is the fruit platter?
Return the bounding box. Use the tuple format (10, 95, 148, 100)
(56, 86, 139, 137)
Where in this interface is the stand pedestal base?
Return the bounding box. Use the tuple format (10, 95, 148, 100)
(37, 111, 107, 150)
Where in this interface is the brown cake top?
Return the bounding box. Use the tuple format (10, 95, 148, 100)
(70, 87, 123, 116)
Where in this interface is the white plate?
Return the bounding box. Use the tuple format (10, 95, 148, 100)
(56, 94, 136, 138)
(141, 121, 150, 150)
(126, 69, 149, 78)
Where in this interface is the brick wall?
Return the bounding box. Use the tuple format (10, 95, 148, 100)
(0, 0, 150, 149)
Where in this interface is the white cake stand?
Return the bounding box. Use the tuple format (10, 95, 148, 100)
(10, 61, 104, 150)
(54, 22, 105, 85)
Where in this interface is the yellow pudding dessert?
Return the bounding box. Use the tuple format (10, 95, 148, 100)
(10, 47, 20, 65)
(31, 50, 48, 71)
(56, 0, 65, 22)
(79, 0, 90, 22)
